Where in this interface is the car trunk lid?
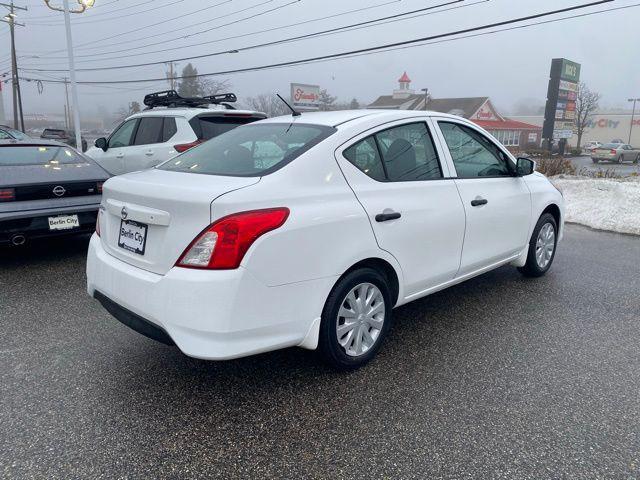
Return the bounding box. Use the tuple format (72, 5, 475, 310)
(99, 169, 259, 274)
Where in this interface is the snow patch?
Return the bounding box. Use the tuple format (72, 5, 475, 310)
(551, 176, 640, 235)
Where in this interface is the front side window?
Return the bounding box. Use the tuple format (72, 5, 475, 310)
(0, 130, 11, 140)
(160, 123, 335, 177)
(109, 119, 137, 148)
(439, 122, 513, 178)
(133, 117, 164, 145)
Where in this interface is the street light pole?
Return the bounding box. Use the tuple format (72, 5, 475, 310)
(61, 0, 82, 151)
(1, 1, 27, 131)
(628, 98, 640, 145)
(43, 0, 95, 151)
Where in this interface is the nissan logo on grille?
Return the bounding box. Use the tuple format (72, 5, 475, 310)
(121, 206, 128, 220)
(52, 185, 66, 197)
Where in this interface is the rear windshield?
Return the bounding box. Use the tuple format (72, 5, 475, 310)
(41, 129, 67, 138)
(0, 145, 87, 166)
(190, 115, 264, 140)
(601, 143, 620, 148)
(160, 123, 336, 177)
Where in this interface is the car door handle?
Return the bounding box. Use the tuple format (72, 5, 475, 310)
(115, 153, 124, 159)
(471, 198, 488, 207)
(375, 211, 401, 222)
(145, 150, 154, 156)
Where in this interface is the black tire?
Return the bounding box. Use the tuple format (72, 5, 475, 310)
(616, 155, 623, 164)
(592, 158, 599, 164)
(518, 213, 558, 278)
(318, 267, 392, 370)
(634, 154, 639, 164)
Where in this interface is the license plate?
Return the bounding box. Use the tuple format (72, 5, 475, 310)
(118, 219, 148, 255)
(48, 214, 79, 230)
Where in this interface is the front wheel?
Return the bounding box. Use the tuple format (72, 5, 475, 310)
(318, 268, 392, 370)
(518, 213, 558, 278)
(634, 154, 639, 164)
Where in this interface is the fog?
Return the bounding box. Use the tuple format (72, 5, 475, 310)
(1, 0, 638, 122)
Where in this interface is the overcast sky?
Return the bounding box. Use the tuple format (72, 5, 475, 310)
(1, 0, 639, 120)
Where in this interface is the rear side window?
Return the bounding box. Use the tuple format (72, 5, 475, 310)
(133, 117, 163, 145)
(190, 116, 262, 140)
(160, 123, 335, 177)
(343, 122, 442, 182)
(343, 137, 385, 182)
(162, 118, 177, 142)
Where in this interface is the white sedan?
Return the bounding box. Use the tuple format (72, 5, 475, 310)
(87, 110, 564, 370)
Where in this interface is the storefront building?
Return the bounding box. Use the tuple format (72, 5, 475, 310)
(368, 72, 543, 151)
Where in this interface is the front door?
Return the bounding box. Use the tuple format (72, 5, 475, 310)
(92, 118, 138, 175)
(434, 119, 532, 276)
(335, 120, 466, 298)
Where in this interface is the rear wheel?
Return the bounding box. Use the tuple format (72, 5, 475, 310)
(592, 158, 599, 164)
(616, 155, 623, 164)
(518, 213, 558, 278)
(318, 268, 392, 370)
(634, 154, 639, 164)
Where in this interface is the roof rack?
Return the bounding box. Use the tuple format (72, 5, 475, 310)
(143, 90, 237, 110)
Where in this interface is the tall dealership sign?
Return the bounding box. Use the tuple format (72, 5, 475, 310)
(290, 83, 320, 111)
(542, 58, 581, 142)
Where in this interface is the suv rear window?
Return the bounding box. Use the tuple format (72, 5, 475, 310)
(190, 115, 263, 140)
(0, 145, 87, 166)
(160, 123, 335, 177)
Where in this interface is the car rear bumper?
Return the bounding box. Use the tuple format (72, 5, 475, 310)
(0, 203, 99, 245)
(86, 234, 335, 360)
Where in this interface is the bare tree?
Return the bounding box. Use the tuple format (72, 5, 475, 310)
(244, 93, 290, 117)
(198, 77, 231, 96)
(575, 82, 601, 148)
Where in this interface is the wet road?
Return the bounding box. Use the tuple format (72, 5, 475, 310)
(1, 225, 639, 479)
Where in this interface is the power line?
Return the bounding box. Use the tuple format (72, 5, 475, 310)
(25, 0, 295, 57)
(21, 0, 475, 72)
(17, 0, 623, 87)
(24, 0, 188, 24)
(19, 0, 401, 63)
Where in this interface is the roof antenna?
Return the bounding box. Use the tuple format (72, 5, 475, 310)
(276, 93, 301, 117)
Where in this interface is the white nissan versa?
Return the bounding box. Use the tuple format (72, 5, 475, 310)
(87, 110, 564, 370)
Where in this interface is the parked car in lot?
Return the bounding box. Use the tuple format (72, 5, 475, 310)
(0, 139, 109, 246)
(582, 140, 602, 153)
(591, 143, 640, 163)
(0, 125, 31, 140)
(87, 110, 564, 370)
(85, 90, 267, 176)
(40, 128, 88, 152)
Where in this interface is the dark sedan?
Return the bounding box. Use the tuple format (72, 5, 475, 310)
(0, 139, 109, 246)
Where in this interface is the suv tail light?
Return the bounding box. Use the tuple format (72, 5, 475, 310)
(176, 208, 289, 270)
(95, 209, 102, 237)
(174, 140, 202, 153)
(0, 188, 15, 202)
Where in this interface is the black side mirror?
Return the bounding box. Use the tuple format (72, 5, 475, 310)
(516, 157, 535, 176)
(95, 137, 108, 152)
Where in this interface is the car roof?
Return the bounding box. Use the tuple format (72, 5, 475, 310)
(127, 107, 266, 120)
(258, 109, 465, 128)
(0, 138, 71, 147)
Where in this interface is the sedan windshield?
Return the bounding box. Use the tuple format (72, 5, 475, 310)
(0, 145, 87, 166)
(160, 123, 336, 177)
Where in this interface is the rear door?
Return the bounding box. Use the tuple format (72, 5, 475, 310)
(433, 119, 531, 276)
(335, 119, 466, 298)
(124, 116, 166, 172)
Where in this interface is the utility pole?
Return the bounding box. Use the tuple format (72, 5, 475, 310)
(165, 61, 178, 90)
(628, 98, 640, 145)
(1, 1, 27, 132)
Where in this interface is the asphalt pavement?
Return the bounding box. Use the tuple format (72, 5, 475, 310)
(570, 155, 640, 177)
(1, 225, 639, 479)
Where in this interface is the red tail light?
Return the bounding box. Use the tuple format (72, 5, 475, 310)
(97, 181, 104, 193)
(0, 188, 15, 202)
(610, 149, 617, 154)
(176, 208, 290, 270)
(174, 140, 203, 153)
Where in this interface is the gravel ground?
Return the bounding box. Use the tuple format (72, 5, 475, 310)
(1, 225, 639, 479)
